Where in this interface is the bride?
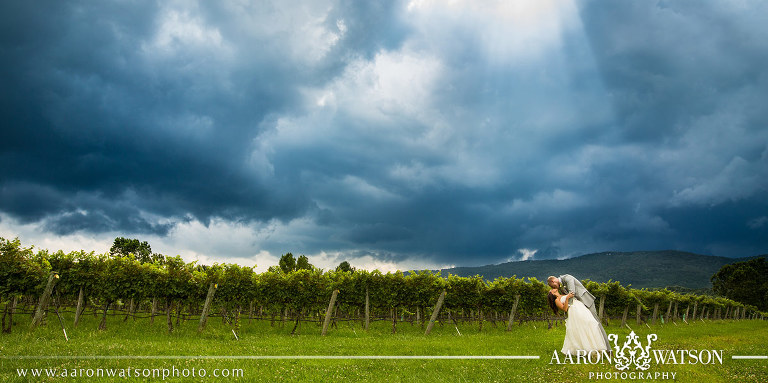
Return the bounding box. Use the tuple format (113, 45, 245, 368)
(548, 289, 610, 355)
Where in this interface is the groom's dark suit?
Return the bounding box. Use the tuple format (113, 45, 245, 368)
(558, 274, 612, 350)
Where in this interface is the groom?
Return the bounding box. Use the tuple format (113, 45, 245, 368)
(548, 274, 611, 350)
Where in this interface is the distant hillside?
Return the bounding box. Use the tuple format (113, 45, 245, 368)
(438, 251, 764, 289)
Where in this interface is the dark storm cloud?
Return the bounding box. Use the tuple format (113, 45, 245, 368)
(255, 0, 768, 263)
(568, 0, 768, 256)
(1, 0, 766, 264)
(1, 1, 404, 234)
(578, 0, 768, 142)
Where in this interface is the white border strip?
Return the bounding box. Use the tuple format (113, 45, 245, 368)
(0, 355, 538, 360)
(731, 356, 767, 360)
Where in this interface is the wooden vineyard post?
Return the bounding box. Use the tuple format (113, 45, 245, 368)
(31, 272, 59, 328)
(636, 303, 642, 325)
(2, 296, 18, 334)
(621, 305, 629, 328)
(478, 309, 483, 332)
(150, 298, 157, 324)
(684, 305, 690, 323)
(664, 301, 673, 323)
(11, 296, 18, 331)
(424, 290, 446, 335)
(691, 302, 698, 321)
(598, 296, 606, 325)
(198, 282, 218, 333)
(73, 287, 84, 327)
(290, 307, 303, 335)
(506, 295, 521, 331)
(124, 298, 134, 322)
(333, 305, 339, 329)
(356, 307, 361, 327)
(391, 307, 396, 334)
(652, 303, 659, 325)
(166, 301, 174, 333)
(98, 302, 111, 331)
(322, 289, 339, 336)
(1, 300, 7, 333)
(673, 301, 679, 321)
(365, 288, 370, 331)
(417, 306, 421, 328)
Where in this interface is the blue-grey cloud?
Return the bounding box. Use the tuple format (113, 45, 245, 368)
(1, 0, 766, 266)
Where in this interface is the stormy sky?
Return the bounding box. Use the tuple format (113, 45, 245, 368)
(1, 0, 767, 271)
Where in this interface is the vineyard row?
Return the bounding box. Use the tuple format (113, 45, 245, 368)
(1, 237, 765, 335)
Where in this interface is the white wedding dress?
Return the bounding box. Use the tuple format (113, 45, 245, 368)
(560, 295, 610, 354)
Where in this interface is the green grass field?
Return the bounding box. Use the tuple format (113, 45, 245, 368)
(1, 312, 766, 382)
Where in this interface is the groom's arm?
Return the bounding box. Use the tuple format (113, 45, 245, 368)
(562, 275, 577, 294)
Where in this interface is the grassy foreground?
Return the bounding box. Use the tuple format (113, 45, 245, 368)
(0, 312, 766, 382)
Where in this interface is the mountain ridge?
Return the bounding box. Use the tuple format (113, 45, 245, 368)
(436, 250, 764, 289)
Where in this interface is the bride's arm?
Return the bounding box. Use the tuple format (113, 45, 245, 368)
(554, 295, 568, 312)
(561, 292, 575, 312)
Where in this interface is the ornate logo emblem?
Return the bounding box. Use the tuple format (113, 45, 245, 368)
(608, 331, 658, 371)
